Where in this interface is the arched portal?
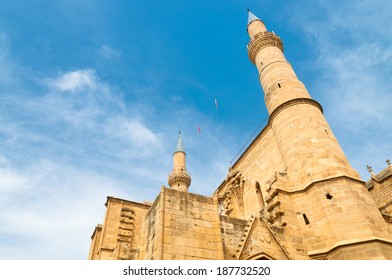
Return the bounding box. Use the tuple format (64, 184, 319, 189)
(246, 252, 276, 261)
(247, 252, 275, 260)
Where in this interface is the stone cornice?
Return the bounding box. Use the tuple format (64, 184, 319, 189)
(268, 98, 323, 125)
(380, 200, 392, 212)
(308, 236, 392, 257)
(105, 196, 151, 209)
(272, 175, 365, 196)
(248, 32, 283, 64)
(90, 224, 103, 239)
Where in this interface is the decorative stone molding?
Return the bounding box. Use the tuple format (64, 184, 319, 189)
(263, 175, 286, 228)
(382, 213, 392, 224)
(168, 169, 191, 188)
(219, 169, 246, 216)
(233, 215, 256, 259)
(105, 196, 151, 208)
(268, 98, 323, 125)
(248, 32, 283, 63)
(116, 207, 135, 259)
(311, 254, 329, 260)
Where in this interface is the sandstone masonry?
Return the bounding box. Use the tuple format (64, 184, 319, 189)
(88, 10, 392, 260)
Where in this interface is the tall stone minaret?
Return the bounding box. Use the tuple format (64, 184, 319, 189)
(168, 131, 191, 192)
(247, 10, 392, 259)
(247, 9, 359, 186)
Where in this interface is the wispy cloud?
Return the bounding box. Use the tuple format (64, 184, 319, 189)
(97, 45, 121, 60)
(0, 50, 235, 258)
(104, 117, 162, 157)
(286, 0, 392, 177)
(47, 69, 98, 92)
(0, 156, 27, 192)
(0, 156, 130, 259)
(0, 62, 170, 258)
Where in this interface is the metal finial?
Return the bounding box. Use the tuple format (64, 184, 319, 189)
(387, 159, 391, 166)
(366, 165, 373, 172)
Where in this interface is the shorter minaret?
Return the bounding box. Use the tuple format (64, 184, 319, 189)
(168, 130, 191, 192)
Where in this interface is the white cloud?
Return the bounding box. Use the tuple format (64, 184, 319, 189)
(111, 118, 159, 146)
(0, 158, 131, 259)
(48, 69, 98, 92)
(0, 156, 27, 192)
(102, 116, 163, 159)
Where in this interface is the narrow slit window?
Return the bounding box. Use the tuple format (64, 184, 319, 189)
(277, 83, 281, 88)
(255, 182, 265, 208)
(303, 214, 310, 225)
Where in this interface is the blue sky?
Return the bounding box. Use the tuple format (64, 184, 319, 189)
(0, 0, 391, 259)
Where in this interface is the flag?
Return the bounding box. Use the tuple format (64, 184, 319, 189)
(197, 126, 201, 134)
(214, 98, 218, 108)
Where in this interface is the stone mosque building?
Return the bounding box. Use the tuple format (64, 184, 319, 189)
(88, 11, 392, 260)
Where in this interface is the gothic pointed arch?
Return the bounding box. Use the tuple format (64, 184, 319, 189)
(246, 252, 276, 260)
(255, 181, 265, 209)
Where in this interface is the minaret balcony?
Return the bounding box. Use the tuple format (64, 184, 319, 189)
(247, 31, 283, 63)
(168, 168, 191, 187)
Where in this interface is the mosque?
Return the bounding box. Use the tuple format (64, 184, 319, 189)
(88, 10, 392, 260)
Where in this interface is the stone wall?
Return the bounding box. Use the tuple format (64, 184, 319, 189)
(326, 241, 392, 260)
(144, 192, 164, 260)
(219, 215, 247, 259)
(88, 224, 102, 259)
(367, 166, 392, 216)
(88, 197, 150, 260)
(215, 125, 286, 220)
(160, 188, 224, 260)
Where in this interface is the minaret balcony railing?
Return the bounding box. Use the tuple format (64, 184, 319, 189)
(168, 168, 191, 178)
(247, 31, 283, 63)
(168, 168, 191, 188)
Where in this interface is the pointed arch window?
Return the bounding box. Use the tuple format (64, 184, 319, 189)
(255, 181, 265, 209)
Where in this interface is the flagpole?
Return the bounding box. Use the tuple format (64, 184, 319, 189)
(215, 98, 220, 162)
(197, 125, 200, 175)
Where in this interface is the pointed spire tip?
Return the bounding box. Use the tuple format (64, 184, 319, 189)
(247, 9, 261, 26)
(175, 130, 185, 153)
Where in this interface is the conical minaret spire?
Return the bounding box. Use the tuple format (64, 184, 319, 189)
(168, 130, 191, 192)
(175, 130, 185, 153)
(247, 9, 268, 36)
(247, 9, 261, 25)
